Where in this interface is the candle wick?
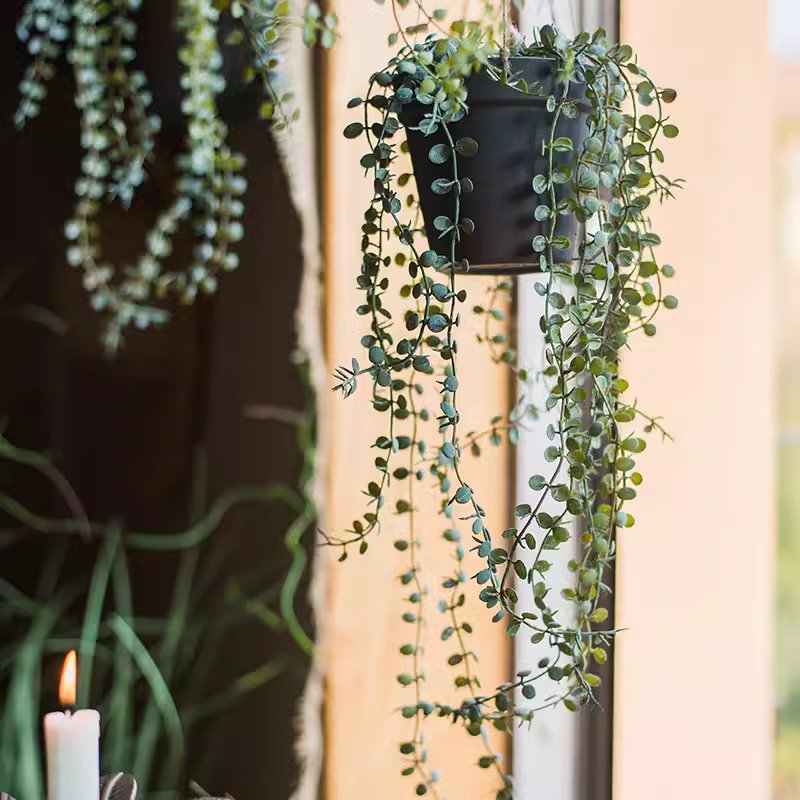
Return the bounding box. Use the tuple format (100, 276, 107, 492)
(65, 709, 72, 719)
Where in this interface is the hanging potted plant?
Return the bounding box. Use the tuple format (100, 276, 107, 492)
(333, 8, 681, 799)
(399, 29, 591, 274)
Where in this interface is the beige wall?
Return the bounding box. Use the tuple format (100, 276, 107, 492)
(615, 2, 775, 798)
(323, 3, 511, 798)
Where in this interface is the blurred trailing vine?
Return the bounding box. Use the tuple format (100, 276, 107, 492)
(15, 0, 336, 350)
(332, 5, 681, 797)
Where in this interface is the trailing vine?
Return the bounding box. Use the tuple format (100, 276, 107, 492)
(333, 13, 681, 799)
(15, 0, 336, 350)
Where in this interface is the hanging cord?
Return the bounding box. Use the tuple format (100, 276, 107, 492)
(500, 0, 510, 75)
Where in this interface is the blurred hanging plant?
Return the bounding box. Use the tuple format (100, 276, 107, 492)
(332, 3, 682, 797)
(14, 0, 336, 351)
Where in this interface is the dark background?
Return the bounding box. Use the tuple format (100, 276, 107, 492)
(0, 2, 313, 796)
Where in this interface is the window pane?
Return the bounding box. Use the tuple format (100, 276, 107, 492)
(775, 104, 800, 800)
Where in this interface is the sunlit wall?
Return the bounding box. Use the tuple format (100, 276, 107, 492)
(615, 1, 775, 798)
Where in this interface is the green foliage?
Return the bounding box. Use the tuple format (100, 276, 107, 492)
(229, 0, 337, 126)
(15, 0, 337, 351)
(333, 8, 681, 798)
(0, 379, 317, 797)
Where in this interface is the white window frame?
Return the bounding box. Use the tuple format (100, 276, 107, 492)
(513, 3, 617, 798)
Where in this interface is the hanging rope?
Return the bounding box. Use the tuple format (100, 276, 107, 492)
(500, 0, 511, 74)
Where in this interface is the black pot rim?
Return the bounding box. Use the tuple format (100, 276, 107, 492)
(465, 55, 589, 109)
(455, 260, 546, 276)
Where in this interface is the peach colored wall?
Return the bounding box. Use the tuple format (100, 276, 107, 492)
(323, 3, 511, 799)
(615, 2, 775, 799)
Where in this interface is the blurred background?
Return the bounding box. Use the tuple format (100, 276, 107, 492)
(0, 1, 316, 796)
(774, 0, 800, 795)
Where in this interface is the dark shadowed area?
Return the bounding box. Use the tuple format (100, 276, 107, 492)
(0, 1, 313, 796)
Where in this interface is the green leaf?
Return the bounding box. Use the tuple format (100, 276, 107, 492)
(551, 164, 572, 184)
(544, 446, 559, 462)
(639, 114, 657, 130)
(613, 43, 633, 62)
(663, 123, 679, 138)
(109, 615, 184, 757)
(428, 313, 448, 332)
(663, 295, 678, 309)
(583, 196, 600, 215)
(455, 137, 479, 157)
(420, 250, 438, 267)
(532, 235, 547, 253)
(431, 178, 454, 194)
(584, 136, 602, 154)
(368, 346, 385, 365)
(455, 486, 471, 504)
(429, 144, 450, 164)
(528, 475, 546, 490)
(412, 355, 430, 372)
(343, 122, 364, 139)
(578, 167, 599, 190)
(490, 548, 508, 564)
(522, 684, 536, 700)
(536, 512, 554, 529)
(639, 232, 662, 247)
(551, 136, 573, 151)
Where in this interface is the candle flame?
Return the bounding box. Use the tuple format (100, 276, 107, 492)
(59, 650, 77, 707)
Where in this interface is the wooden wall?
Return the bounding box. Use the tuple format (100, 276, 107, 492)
(322, 2, 513, 797)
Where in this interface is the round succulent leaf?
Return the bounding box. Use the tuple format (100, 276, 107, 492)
(343, 122, 364, 139)
(428, 143, 450, 164)
(454, 136, 478, 157)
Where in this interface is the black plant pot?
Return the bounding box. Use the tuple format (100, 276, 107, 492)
(402, 57, 589, 275)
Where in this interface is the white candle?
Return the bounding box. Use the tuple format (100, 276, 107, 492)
(44, 651, 100, 800)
